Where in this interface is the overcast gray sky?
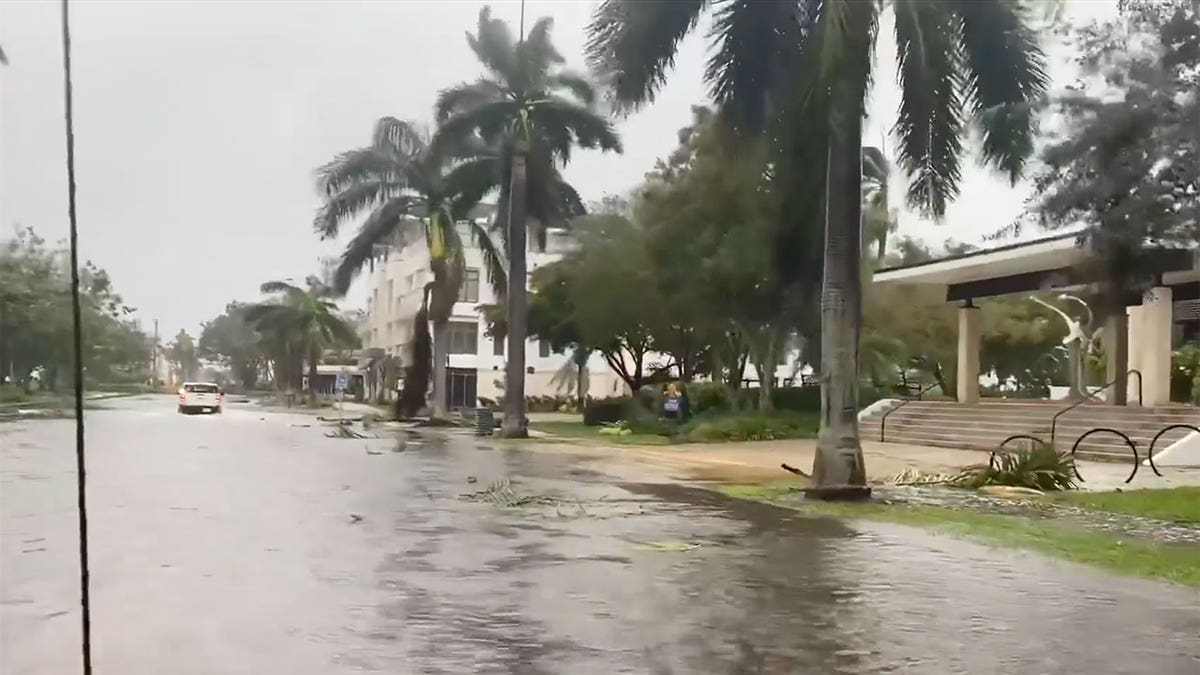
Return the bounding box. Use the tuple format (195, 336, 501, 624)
(1, 0, 1114, 339)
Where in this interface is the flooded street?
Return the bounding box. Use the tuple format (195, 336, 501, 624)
(2, 396, 1197, 674)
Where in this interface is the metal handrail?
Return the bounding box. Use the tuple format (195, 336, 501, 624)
(879, 382, 941, 442)
(1049, 369, 1142, 448)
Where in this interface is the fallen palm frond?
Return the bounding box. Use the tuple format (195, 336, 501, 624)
(960, 446, 1078, 492)
(325, 424, 369, 439)
(874, 466, 965, 486)
(460, 477, 561, 508)
(631, 540, 703, 552)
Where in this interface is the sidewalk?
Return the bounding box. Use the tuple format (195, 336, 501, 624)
(524, 438, 1200, 493)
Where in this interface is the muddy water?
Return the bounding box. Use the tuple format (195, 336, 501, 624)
(2, 396, 1197, 674)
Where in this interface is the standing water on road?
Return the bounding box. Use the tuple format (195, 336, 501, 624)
(2, 397, 1197, 673)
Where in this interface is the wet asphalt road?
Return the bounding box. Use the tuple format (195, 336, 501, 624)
(1, 395, 1197, 674)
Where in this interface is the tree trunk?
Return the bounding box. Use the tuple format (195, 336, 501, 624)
(307, 339, 318, 407)
(431, 319, 449, 418)
(810, 98, 868, 497)
(500, 146, 529, 437)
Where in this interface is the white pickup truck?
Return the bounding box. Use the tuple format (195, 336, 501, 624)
(178, 382, 223, 414)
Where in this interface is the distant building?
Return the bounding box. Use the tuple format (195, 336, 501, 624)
(359, 212, 626, 409)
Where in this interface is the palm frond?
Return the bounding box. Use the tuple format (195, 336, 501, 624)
(861, 146, 889, 188)
(546, 71, 598, 107)
(435, 79, 507, 123)
(313, 174, 401, 239)
(319, 309, 360, 347)
(432, 100, 521, 155)
(467, 7, 518, 84)
(801, 0, 878, 137)
(586, 0, 708, 109)
(445, 156, 502, 221)
(893, 0, 965, 217)
(517, 17, 566, 90)
(372, 117, 428, 157)
(953, 0, 1049, 183)
(530, 98, 624, 154)
(470, 219, 509, 303)
(331, 197, 421, 295)
(705, 0, 803, 133)
(259, 280, 305, 296)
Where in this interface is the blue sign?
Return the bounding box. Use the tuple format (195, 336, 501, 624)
(335, 370, 349, 392)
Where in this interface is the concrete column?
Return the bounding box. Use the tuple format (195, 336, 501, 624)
(956, 304, 981, 403)
(1126, 304, 1143, 404)
(1141, 286, 1173, 407)
(1104, 311, 1129, 405)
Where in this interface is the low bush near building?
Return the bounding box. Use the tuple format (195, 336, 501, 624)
(583, 396, 631, 426)
(683, 411, 819, 443)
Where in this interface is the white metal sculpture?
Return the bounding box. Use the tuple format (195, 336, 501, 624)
(1031, 293, 1099, 399)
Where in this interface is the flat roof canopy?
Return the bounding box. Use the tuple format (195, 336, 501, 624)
(874, 231, 1198, 303)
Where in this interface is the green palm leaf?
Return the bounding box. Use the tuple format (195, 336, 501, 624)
(893, 0, 965, 216)
(953, 0, 1049, 182)
(586, 0, 708, 109)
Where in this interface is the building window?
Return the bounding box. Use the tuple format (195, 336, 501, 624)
(448, 321, 478, 354)
(459, 268, 480, 303)
(493, 335, 504, 356)
(539, 339, 551, 358)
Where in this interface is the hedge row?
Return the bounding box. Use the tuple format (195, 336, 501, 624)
(583, 383, 891, 426)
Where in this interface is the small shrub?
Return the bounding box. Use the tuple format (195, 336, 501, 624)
(583, 396, 631, 426)
(683, 412, 818, 443)
(959, 446, 1078, 492)
(770, 386, 821, 412)
(684, 382, 731, 415)
(624, 413, 677, 437)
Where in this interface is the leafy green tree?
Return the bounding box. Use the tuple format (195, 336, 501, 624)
(166, 330, 199, 384)
(199, 303, 263, 391)
(587, 0, 1047, 493)
(636, 106, 794, 406)
(314, 117, 504, 418)
(1035, 0, 1198, 403)
(1, 227, 149, 389)
(243, 277, 359, 406)
(436, 6, 622, 436)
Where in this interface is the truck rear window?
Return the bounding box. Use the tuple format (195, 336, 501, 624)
(184, 384, 219, 393)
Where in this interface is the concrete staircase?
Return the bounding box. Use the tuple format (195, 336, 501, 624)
(860, 399, 1200, 462)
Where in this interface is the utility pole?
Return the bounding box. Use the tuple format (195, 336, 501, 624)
(152, 319, 159, 388)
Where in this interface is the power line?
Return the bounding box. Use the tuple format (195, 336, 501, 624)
(59, 0, 93, 673)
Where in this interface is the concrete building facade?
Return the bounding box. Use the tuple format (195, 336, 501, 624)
(358, 218, 627, 408)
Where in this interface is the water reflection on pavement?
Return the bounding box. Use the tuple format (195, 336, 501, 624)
(2, 396, 1197, 674)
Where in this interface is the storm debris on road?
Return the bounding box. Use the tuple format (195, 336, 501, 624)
(460, 477, 561, 508)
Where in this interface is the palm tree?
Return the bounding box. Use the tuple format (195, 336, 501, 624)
(243, 277, 358, 406)
(861, 146, 896, 264)
(436, 6, 622, 437)
(550, 346, 592, 410)
(315, 117, 506, 419)
(587, 0, 1047, 496)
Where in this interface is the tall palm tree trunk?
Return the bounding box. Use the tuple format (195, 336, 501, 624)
(810, 100, 868, 499)
(501, 147, 529, 438)
(431, 318, 450, 417)
(307, 339, 319, 407)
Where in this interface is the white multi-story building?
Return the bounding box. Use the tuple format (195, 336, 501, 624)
(359, 216, 627, 409)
